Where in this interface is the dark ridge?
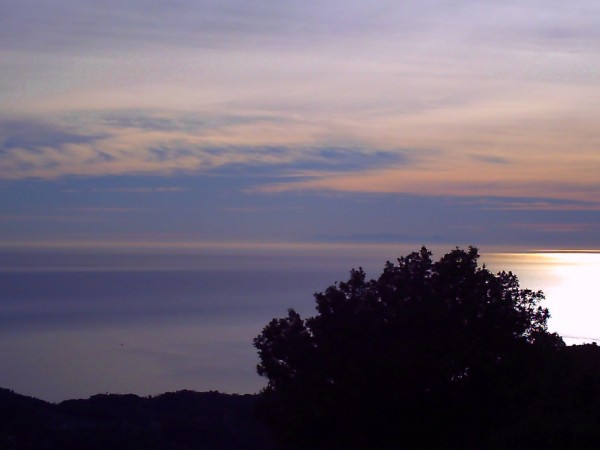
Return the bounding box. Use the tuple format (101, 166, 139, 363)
(2, 346, 600, 449)
(0, 389, 274, 450)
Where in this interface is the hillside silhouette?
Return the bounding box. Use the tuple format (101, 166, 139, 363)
(0, 389, 274, 450)
(2, 344, 600, 449)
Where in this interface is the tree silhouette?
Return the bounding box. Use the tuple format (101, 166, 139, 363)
(254, 247, 564, 450)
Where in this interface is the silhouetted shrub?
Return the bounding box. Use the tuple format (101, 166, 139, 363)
(254, 247, 566, 449)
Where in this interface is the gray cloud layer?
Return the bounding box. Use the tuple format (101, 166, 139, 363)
(2, 0, 599, 54)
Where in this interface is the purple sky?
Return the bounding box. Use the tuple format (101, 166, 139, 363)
(1, 0, 599, 249)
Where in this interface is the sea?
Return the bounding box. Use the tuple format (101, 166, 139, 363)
(1, 244, 598, 402)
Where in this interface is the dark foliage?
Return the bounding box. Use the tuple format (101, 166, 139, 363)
(253, 246, 595, 450)
(0, 389, 274, 450)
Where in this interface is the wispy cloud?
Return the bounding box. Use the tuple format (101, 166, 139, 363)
(87, 110, 275, 134)
(451, 197, 600, 211)
(3, 110, 598, 207)
(253, 164, 600, 205)
(508, 223, 597, 233)
(60, 207, 149, 213)
(0, 112, 416, 180)
(62, 187, 186, 194)
(311, 232, 452, 245)
(3, 1, 599, 54)
(0, 119, 105, 150)
(0, 113, 294, 178)
(469, 154, 512, 165)
(0, 213, 107, 223)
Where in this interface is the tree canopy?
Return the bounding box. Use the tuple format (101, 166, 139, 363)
(254, 247, 565, 450)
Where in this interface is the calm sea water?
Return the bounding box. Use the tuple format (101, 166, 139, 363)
(1, 247, 598, 402)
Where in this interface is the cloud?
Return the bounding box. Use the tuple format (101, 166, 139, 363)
(0, 213, 106, 223)
(254, 163, 600, 205)
(0, 111, 417, 180)
(91, 187, 186, 193)
(3, 0, 599, 55)
(211, 147, 415, 179)
(508, 223, 597, 233)
(2, 109, 599, 210)
(91, 110, 274, 134)
(0, 119, 104, 150)
(309, 148, 410, 172)
(60, 207, 149, 213)
(469, 154, 511, 165)
(451, 197, 600, 211)
(311, 232, 452, 245)
(0, 112, 286, 178)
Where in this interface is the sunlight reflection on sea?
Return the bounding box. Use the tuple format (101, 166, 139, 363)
(482, 251, 600, 345)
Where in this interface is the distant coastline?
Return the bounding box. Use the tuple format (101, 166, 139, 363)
(0, 387, 274, 450)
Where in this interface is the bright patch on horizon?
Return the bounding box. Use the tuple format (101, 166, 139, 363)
(484, 252, 600, 343)
(537, 252, 600, 342)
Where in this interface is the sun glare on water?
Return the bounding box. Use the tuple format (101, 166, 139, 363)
(538, 252, 600, 343)
(484, 251, 600, 344)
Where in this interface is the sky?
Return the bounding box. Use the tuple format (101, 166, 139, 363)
(1, 0, 600, 249)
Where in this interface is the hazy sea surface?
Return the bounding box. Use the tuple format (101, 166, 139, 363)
(0, 246, 598, 402)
